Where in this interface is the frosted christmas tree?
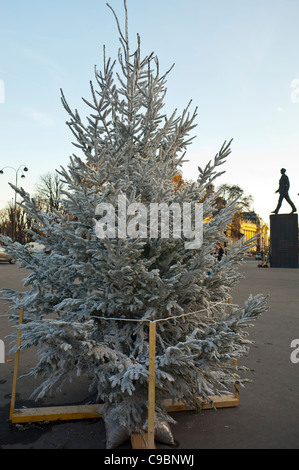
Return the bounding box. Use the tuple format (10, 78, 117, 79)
(2, 1, 267, 448)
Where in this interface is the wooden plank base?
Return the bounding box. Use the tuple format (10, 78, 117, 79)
(165, 394, 240, 412)
(10, 403, 103, 423)
(9, 306, 240, 449)
(10, 394, 239, 424)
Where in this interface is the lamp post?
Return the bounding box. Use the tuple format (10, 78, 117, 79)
(0, 165, 29, 241)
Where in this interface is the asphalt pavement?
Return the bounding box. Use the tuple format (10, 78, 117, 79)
(0, 259, 299, 449)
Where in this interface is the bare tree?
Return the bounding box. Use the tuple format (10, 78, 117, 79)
(217, 184, 254, 242)
(0, 203, 33, 244)
(35, 172, 65, 213)
(217, 183, 253, 210)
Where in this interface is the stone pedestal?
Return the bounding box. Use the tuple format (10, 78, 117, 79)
(270, 214, 298, 268)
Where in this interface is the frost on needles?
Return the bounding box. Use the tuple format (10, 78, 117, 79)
(1, 1, 267, 449)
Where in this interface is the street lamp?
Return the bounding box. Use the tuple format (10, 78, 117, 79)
(0, 165, 29, 241)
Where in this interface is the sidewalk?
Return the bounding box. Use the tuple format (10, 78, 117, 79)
(174, 260, 299, 449)
(1, 259, 299, 449)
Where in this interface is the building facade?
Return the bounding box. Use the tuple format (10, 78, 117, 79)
(234, 211, 269, 254)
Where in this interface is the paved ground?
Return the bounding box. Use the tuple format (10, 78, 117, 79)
(0, 259, 299, 449)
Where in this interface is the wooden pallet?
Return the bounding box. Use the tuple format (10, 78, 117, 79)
(10, 395, 240, 423)
(9, 306, 240, 449)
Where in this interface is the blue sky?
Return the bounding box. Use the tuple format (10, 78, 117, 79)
(1, 0, 299, 223)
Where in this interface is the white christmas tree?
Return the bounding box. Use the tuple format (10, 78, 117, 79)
(2, 1, 267, 448)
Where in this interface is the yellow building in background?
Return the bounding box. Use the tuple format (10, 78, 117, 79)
(230, 211, 269, 255)
(199, 184, 269, 256)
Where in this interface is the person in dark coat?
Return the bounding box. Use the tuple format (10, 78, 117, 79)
(272, 168, 297, 214)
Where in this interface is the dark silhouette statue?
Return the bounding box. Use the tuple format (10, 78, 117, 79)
(272, 168, 297, 215)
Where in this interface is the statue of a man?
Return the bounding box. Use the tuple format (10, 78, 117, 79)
(272, 168, 297, 214)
